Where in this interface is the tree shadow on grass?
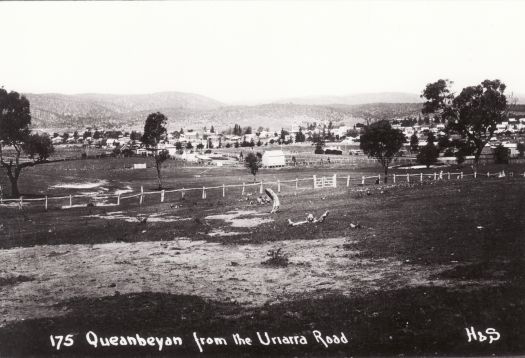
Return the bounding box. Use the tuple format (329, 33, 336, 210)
(0, 285, 523, 357)
(435, 259, 525, 281)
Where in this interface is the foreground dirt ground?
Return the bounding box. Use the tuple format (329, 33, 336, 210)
(1, 235, 467, 325)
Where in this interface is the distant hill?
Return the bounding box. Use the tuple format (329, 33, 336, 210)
(330, 103, 423, 121)
(276, 92, 423, 106)
(125, 103, 367, 132)
(24, 91, 425, 132)
(25, 91, 224, 131)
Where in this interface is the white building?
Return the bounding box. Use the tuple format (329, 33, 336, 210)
(261, 150, 286, 167)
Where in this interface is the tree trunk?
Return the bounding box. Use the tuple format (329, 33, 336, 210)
(473, 145, 484, 169)
(7, 169, 20, 198)
(155, 159, 163, 190)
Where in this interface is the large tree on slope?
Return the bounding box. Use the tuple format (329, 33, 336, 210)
(0, 89, 54, 197)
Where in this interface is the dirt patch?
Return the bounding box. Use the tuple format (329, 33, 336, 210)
(49, 180, 108, 190)
(0, 237, 481, 325)
(113, 185, 133, 195)
(206, 229, 244, 237)
(205, 210, 273, 228)
(83, 211, 191, 223)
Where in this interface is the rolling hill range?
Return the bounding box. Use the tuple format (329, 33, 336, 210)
(24, 91, 425, 132)
(275, 92, 423, 106)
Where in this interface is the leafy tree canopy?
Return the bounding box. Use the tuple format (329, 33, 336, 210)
(244, 152, 262, 180)
(360, 120, 406, 182)
(0, 89, 31, 145)
(0, 89, 54, 197)
(417, 142, 439, 168)
(142, 112, 168, 148)
(422, 79, 508, 165)
(22, 133, 55, 161)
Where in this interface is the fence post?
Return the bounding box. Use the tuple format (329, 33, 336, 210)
(419, 173, 423, 182)
(333, 174, 337, 188)
(202, 186, 206, 199)
(69, 194, 72, 207)
(433, 172, 437, 181)
(45, 196, 48, 211)
(346, 175, 350, 187)
(378, 174, 381, 183)
(140, 186, 144, 205)
(242, 182, 245, 195)
(260, 181, 263, 194)
(474, 171, 477, 179)
(322, 176, 325, 187)
(117, 194, 121, 206)
(393, 174, 396, 183)
(461, 172, 464, 179)
(313, 175, 317, 189)
(19, 196, 23, 210)
(295, 178, 298, 190)
(222, 184, 225, 197)
(407, 173, 410, 183)
(181, 188, 185, 199)
(361, 176, 365, 185)
(161, 190, 165, 203)
(277, 180, 281, 193)
(487, 171, 490, 177)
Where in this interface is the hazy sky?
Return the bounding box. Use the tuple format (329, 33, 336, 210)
(1, 1, 524, 103)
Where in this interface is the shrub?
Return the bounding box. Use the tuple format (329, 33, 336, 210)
(443, 147, 455, 157)
(494, 144, 510, 164)
(416, 143, 439, 168)
(517, 142, 525, 158)
(262, 248, 289, 267)
(324, 149, 342, 155)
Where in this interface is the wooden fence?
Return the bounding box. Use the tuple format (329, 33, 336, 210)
(0, 170, 522, 212)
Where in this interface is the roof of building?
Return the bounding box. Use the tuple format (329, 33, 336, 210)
(262, 150, 285, 157)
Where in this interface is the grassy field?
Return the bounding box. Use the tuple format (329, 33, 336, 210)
(0, 160, 524, 356)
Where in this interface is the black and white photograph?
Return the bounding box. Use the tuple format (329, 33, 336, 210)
(0, 1, 524, 356)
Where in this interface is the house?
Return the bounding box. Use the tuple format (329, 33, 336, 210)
(479, 145, 495, 160)
(502, 143, 519, 157)
(261, 150, 286, 167)
(164, 146, 178, 156)
(106, 138, 118, 147)
(258, 130, 271, 139)
(180, 151, 198, 162)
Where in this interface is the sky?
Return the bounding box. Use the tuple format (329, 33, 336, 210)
(1, 1, 524, 104)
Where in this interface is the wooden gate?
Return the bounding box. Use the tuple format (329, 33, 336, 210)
(313, 174, 337, 189)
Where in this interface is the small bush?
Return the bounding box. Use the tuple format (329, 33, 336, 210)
(324, 149, 342, 155)
(494, 144, 510, 164)
(443, 147, 455, 157)
(262, 248, 289, 267)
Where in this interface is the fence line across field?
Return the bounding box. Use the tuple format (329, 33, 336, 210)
(0, 169, 522, 211)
